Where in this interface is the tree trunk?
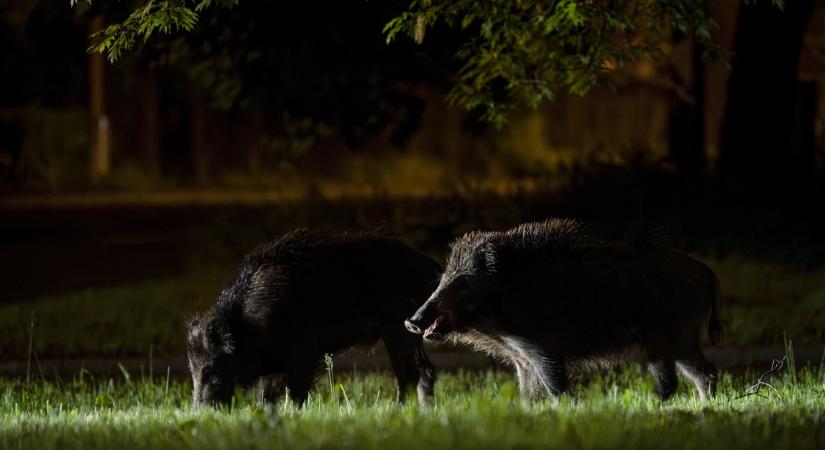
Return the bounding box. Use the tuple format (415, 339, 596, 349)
(245, 111, 264, 177)
(140, 69, 160, 178)
(88, 14, 110, 184)
(718, 0, 816, 203)
(190, 103, 211, 185)
(669, 36, 707, 190)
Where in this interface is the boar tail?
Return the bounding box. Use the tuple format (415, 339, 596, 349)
(708, 276, 725, 347)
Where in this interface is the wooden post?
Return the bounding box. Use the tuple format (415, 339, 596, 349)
(88, 14, 111, 184)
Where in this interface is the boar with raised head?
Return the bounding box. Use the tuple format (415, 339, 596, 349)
(405, 219, 723, 401)
(187, 230, 441, 407)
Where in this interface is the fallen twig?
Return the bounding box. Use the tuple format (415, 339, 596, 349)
(736, 355, 787, 403)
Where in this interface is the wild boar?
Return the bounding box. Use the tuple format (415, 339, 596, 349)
(405, 219, 723, 401)
(187, 230, 441, 407)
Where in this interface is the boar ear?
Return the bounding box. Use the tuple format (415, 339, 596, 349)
(474, 241, 497, 273)
(185, 313, 205, 346)
(186, 314, 201, 332)
(205, 320, 236, 355)
(220, 335, 236, 354)
(213, 332, 235, 354)
(243, 264, 282, 324)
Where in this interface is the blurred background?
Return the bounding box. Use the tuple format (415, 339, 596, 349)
(0, 1, 823, 375)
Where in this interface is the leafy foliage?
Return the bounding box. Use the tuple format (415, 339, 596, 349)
(74, 0, 236, 62)
(89, 2, 195, 62)
(385, 0, 742, 125)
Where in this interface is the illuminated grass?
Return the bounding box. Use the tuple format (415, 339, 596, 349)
(1, 367, 824, 450)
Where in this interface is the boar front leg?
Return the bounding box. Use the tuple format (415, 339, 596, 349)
(514, 362, 540, 398)
(505, 336, 568, 398)
(535, 357, 569, 398)
(256, 374, 286, 405)
(382, 326, 435, 405)
(514, 358, 568, 399)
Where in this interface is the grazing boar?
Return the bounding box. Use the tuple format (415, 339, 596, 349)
(187, 230, 441, 407)
(405, 219, 723, 401)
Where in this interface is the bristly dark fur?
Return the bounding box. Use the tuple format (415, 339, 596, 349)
(187, 229, 441, 407)
(445, 219, 596, 275)
(407, 218, 723, 402)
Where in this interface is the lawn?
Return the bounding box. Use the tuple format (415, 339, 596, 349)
(1, 366, 823, 450)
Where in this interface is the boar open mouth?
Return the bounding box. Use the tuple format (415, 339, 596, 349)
(423, 314, 452, 342)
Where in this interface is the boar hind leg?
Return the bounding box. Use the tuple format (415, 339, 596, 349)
(285, 361, 318, 406)
(539, 358, 569, 398)
(647, 358, 679, 400)
(256, 374, 286, 405)
(676, 351, 718, 401)
(382, 328, 435, 405)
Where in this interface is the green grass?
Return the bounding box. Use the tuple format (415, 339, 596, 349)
(2, 367, 824, 450)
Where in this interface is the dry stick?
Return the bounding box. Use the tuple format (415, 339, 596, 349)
(149, 344, 154, 383)
(26, 311, 34, 383)
(32, 348, 46, 383)
(52, 365, 64, 389)
(737, 355, 787, 403)
(820, 346, 825, 370)
(784, 333, 797, 383)
(373, 389, 382, 408)
(165, 366, 171, 398)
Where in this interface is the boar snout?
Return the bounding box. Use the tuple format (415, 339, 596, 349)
(404, 319, 423, 334)
(406, 298, 441, 333)
(406, 294, 453, 342)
